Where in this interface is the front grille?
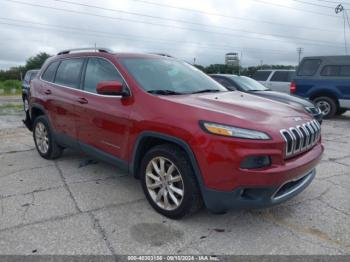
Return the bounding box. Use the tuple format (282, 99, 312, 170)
(280, 119, 321, 159)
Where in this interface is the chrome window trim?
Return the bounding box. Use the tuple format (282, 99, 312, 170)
(39, 55, 132, 98)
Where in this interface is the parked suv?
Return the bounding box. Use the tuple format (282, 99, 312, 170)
(291, 56, 350, 118)
(22, 69, 39, 125)
(252, 70, 296, 93)
(28, 48, 323, 218)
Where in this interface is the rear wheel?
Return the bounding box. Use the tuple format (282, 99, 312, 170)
(313, 96, 337, 119)
(140, 144, 203, 219)
(33, 115, 63, 159)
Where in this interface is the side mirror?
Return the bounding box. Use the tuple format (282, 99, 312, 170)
(96, 81, 128, 96)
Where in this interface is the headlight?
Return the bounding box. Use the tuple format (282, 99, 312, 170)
(200, 121, 271, 140)
(304, 106, 319, 115)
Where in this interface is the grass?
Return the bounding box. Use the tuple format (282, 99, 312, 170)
(0, 80, 22, 96)
(0, 103, 22, 110)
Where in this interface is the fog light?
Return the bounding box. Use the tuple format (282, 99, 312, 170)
(240, 155, 271, 169)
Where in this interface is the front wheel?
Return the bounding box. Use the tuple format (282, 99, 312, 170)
(313, 96, 337, 119)
(140, 144, 203, 219)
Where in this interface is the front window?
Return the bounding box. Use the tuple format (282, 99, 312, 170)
(120, 58, 227, 94)
(230, 76, 269, 91)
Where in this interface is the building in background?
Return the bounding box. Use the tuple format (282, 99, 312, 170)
(225, 52, 239, 66)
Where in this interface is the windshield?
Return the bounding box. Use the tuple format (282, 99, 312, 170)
(121, 57, 227, 94)
(230, 76, 269, 91)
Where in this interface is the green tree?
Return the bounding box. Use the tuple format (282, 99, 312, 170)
(25, 52, 51, 71)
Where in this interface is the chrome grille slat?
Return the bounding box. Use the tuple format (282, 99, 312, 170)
(280, 120, 321, 159)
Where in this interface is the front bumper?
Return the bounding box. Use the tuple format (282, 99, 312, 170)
(202, 168, 316, 212)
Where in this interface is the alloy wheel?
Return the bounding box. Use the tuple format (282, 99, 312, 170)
(35, 122, 49, 154)
(145, 156, 184, 211)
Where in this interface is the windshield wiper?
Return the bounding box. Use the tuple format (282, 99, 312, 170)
(148, 90, 184, 95)
(190, 89, 222, 94)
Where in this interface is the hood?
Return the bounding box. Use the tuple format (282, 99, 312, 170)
(160, 91, 313, 129)
(252, 90, 315, 108)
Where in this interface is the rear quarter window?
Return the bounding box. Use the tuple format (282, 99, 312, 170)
(321, 65, 350, 77)
(42, 61, 60, 82)
(252, 71, 272, 81)
(297, 59, 321, 76)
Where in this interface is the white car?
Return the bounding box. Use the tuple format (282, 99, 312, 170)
(252, 70, 296, 93)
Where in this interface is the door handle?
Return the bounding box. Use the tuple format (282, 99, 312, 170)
(44, 89, 52, 95)
(77, 97, 88, 104)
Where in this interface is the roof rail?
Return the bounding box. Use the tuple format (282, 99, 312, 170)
(57, 47, 113, 55)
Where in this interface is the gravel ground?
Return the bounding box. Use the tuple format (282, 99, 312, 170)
(0, 97, 349, 255)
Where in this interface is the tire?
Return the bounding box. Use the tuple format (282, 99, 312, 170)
(33, 115, 63, 159)
(23, 96, 29, 120)
(313, 96, 337, 119)
(140, 144, 203, 219)
(336, 108, 347, 115)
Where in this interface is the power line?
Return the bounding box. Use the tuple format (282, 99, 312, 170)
(249, 0, 339, 17)
(130, 0, 341, 31)
(289, 0, 335, 9)
(3, 0, 344, 49)
(46, 0, 342, 44)
(0, 17, 295, 54)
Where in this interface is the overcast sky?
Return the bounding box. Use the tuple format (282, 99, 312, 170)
(0, 0, 348, 69)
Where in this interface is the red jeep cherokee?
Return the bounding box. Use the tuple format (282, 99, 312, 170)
(28, 48, 324, 218)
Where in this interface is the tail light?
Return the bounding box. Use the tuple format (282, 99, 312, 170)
(290, 81, 296, 94)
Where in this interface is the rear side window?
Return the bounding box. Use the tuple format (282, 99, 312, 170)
(321, 65, 350, 77)
(83, 57, 123, 93)
(42, 62, 59, 82)
(55, 59, 84, 89)
(298, 59, 321, 76)
(270, 71, 290, 82)
(252, 71, 271, 81)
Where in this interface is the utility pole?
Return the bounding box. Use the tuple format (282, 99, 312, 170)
(193, 57, 196, 65)
(296, 47, 304, 64)
(335, 4, 348, 55)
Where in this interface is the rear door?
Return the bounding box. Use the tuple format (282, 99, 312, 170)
(43, 58, 85, 144)
(75, 57, 132, 160)
(268, 71, 293, 93)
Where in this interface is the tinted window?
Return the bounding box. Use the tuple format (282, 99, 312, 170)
(298, 59, 321, 76)
(212, 77, 236, 90)
(42, 62, 59, 82)
(24, 72, 31, 83)
(321, 65, 350, 77)
(55, 59, 84, 89)
(321, 66, 340, 76)
(270, 71, 290, 82)
(84, 58, 123, 93)
(252, 71, 271, 81)
(340, 66, 350, 76)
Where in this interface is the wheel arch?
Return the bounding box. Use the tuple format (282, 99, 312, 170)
(30, 103, 47, 123)
(309, 89, 339, 106)
(130, 132, 204, 188)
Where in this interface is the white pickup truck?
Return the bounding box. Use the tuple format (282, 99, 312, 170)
(252, 70, 296, 93)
